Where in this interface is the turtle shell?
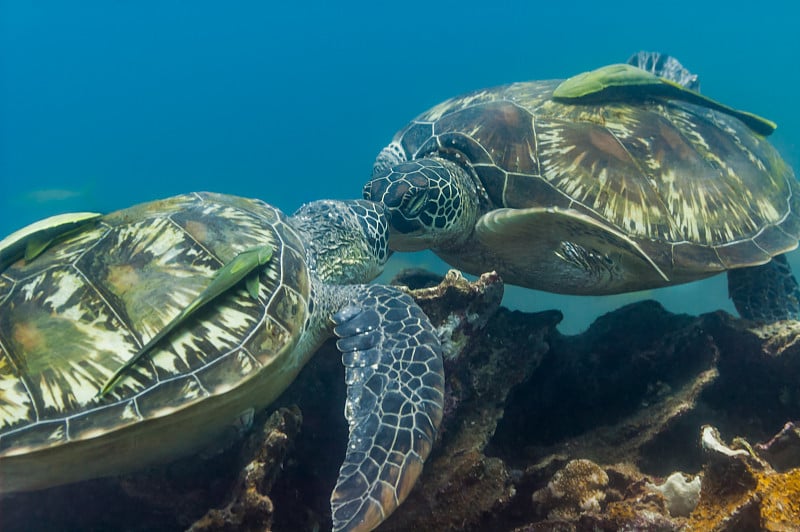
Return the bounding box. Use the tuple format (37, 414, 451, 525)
(389, 80, 800, 276)
(0, 192, 310, 492)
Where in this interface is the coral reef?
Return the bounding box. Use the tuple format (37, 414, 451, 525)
(2, 269, 800, 530)
(647, 471, 701, 517)
(531, 459, 609, 520)
(688, 425, 800, 530)
(377, 270, 800, 531)
(188, 407, 302, 532)
(0, 407, 303, 531)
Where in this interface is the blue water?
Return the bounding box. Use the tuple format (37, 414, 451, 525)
(2, 1, 799, 332)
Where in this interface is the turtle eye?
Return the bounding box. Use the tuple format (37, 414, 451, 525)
(401, 186, 430, 218)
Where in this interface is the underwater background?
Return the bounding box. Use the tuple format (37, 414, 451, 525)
(2, 1, 799, 333)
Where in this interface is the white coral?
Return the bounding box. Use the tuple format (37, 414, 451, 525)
(647, 471, 701, 517)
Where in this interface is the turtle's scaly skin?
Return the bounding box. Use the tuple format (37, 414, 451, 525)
(0, 192, 445, 532)
(366, 76, 800, 296)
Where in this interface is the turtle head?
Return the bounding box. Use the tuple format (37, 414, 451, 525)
(363, 156, 480, 252)
(291, 199, 390, 285)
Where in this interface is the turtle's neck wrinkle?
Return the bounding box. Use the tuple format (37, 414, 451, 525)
(289, 200, 384, 287)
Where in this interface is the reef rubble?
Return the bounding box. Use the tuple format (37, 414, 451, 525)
(2, 269, 800, 531)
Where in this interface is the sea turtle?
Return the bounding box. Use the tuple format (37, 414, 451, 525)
(364, 53, 800, 321)
(0, 192, 444, 532)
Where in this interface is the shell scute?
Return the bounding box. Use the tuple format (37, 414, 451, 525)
(67, 400, 140, 442)
(399, 122, 434, 159)
(246, 318, 293, 367)
(0, 352, 34, 433)
(1, 266, 137, 425)
(0, 420, 65, 455)
(714, 239, 772, 270)
(194, 349, 259, 395)
(436, 101, 538, 173)
(135, 374, 207, 419)
(74, 215, 220, 350)
(437, 131, 494, 168)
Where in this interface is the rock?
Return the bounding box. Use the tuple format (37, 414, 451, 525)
(375, 273, 800, 530)
(531, 459, 609, 520)
(188, 406, 302, 532)
(394, 269, 506, 362)
(495, 299, 719, 473)
(377, 269, 552, 531)
(3, 269, 800, 530)
(688, 425, 800, 531)
(755, 421, 800, 472)
(0, 406, 303, 531)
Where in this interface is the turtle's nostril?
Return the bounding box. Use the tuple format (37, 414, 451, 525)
(363, 178, 392, 204)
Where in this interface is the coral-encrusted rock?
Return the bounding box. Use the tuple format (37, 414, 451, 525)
(375, 280, 800, 530)
(392, 269, 505, 360)
(511, 460, 679, 532)
(647, 471, 701, 517)
(188, 406, 302, 532)
(688, 425, 800, 531)
(756, 421, 800, 472)
(376, 270, 559, 531)
(531, 459, 609, 520)
(495, 299, 720, 472)
(4, 270, 800, 530)
(0, 407, 303, 531)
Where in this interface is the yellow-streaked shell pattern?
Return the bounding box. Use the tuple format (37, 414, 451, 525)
(0, 192, 309, 456)
(395, 80, 800, 271)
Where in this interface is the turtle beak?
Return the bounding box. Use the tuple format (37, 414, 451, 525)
(362, 178, 387, 204)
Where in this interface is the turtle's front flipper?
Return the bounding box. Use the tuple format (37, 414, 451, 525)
(475, 206, 669, 294)
(728, 254, 800, 321)
(330, 284, 444, 532)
